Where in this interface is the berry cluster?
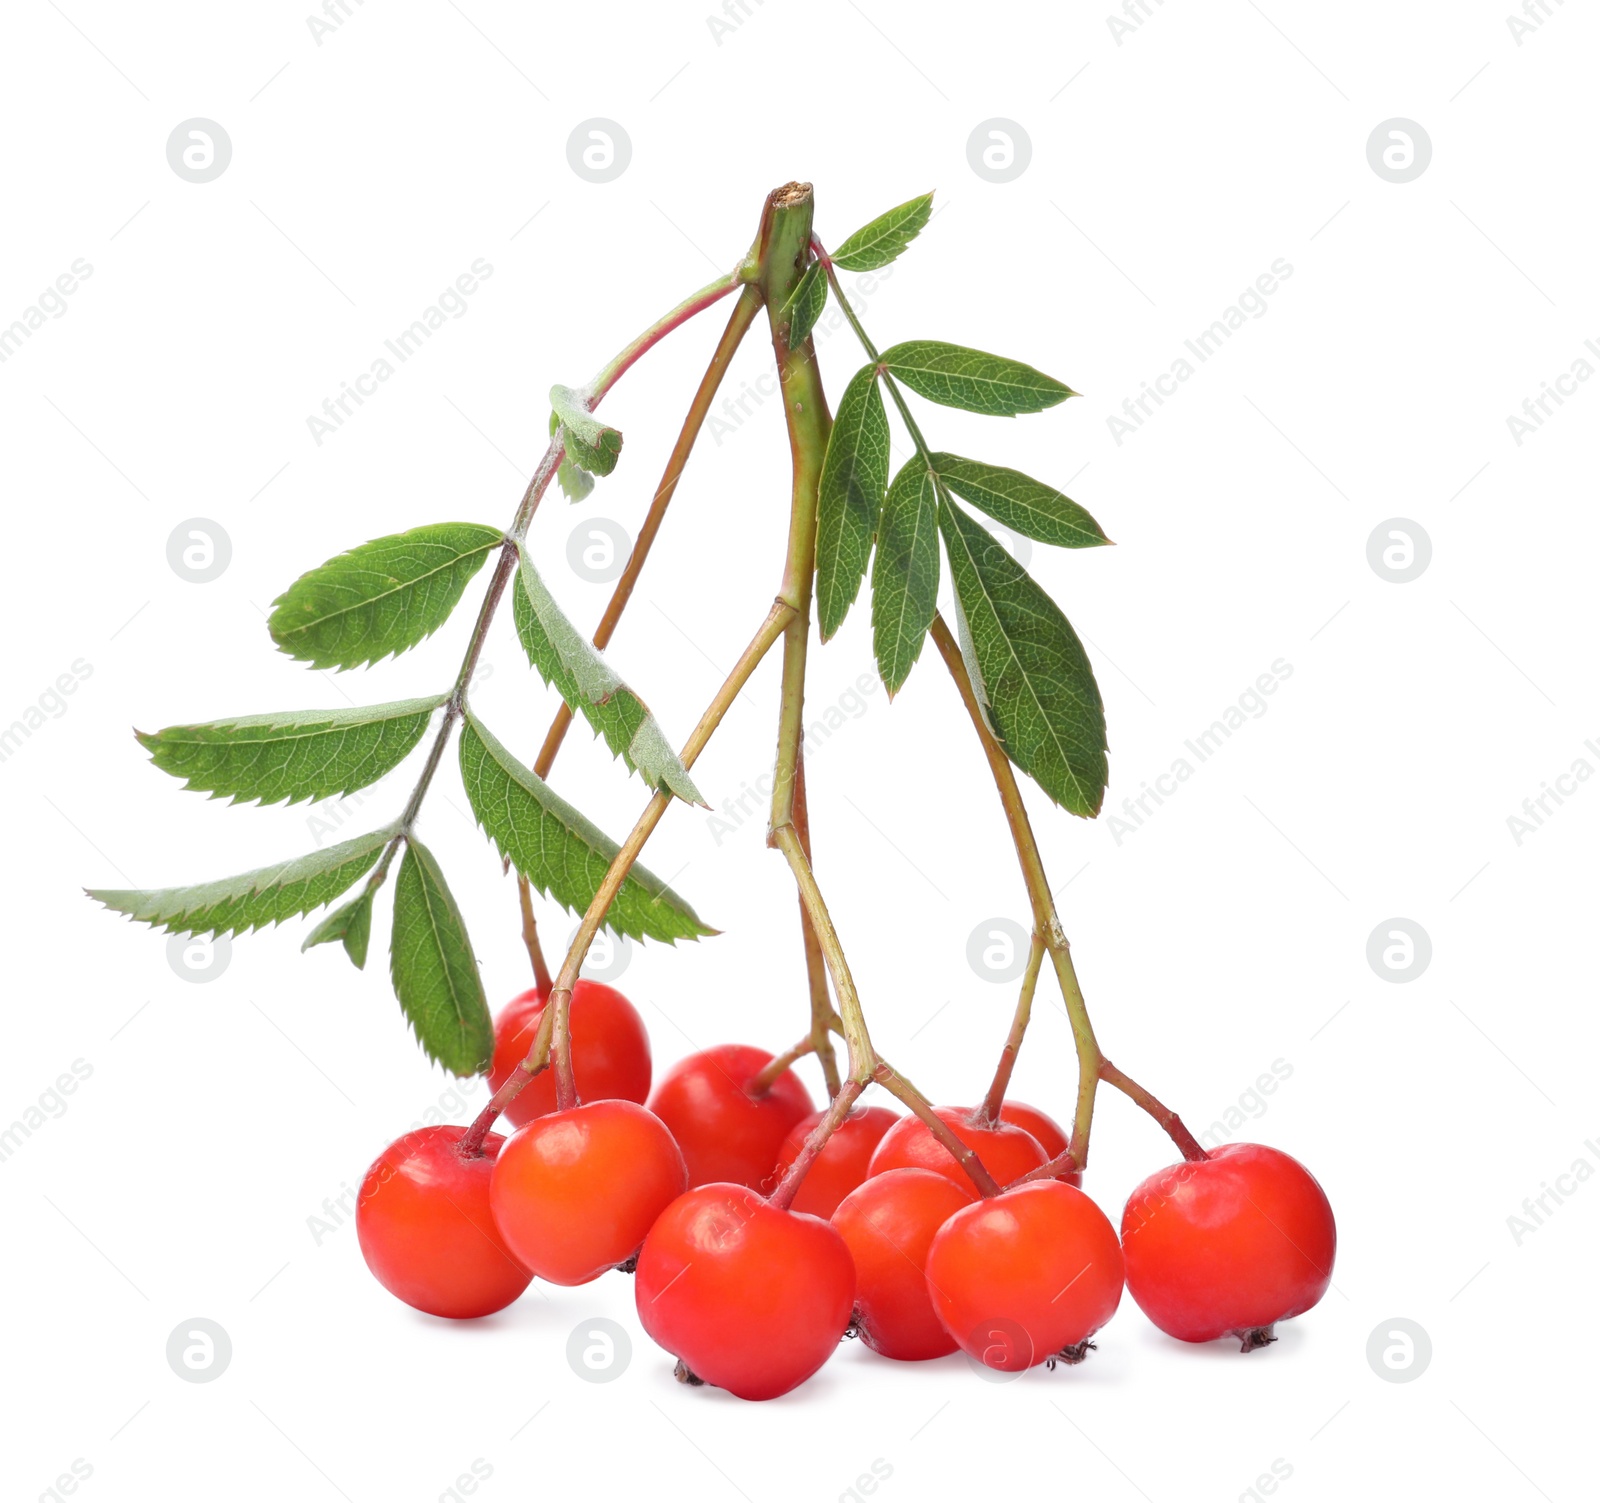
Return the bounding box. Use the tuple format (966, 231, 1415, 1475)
(357, 981, 1336, 1400)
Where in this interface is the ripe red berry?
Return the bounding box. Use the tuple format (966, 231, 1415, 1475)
(489, 1099, 686, 1286)
(997, 1100, 1080, 1185)
(832, 1168, 976, 1361)
(635, 1183, 855, 1400)
(925, 1180, 1124, 1372)
(868, 1106, 1047, 1192)
(356, 1126, 531, 1319)
(648, 1044, 813, 1189)
(770, 1104, 899, 1217)
(487, 981, 652, 1129)
(1120, 1143, 1336, 1347)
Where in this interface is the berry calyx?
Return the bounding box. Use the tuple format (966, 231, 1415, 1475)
(356, 1126, 531, 1319)
(996, 1100, 1081, 1185)
(489, 1099, 686, 1286)
(867, 1105, 1047, 1192)
(648, 1043, 813, 1189)
(488, 980, 652, 1129)
(1120, 1142, 1336, 1346)
(925, 1179, 1124, 1372)
(770, 1103, 899, 1217)
(634, 1182, 855, 1401)
(831, 1167, 976, 1361)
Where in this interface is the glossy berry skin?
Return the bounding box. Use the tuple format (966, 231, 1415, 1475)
(925, 1180, 1124, 1372)
(770, 1105, 899, 1217)
(635, 1183, 855, 1400)
(998, 1100, 1081, 1187)
(648, 1044, 813, 1189)
(489, 1100, 686, 1286)
(1120, 1143, 1336, 1344)
(832, 1168, 976, 1361)
(868, 1106, 1047, 1193)
(356, 1126, 531, 1319)
(488, 981, 651, 1129)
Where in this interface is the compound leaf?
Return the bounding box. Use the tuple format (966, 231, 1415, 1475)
(389, 838, 493, 1075)
(458, 711, 712, 944)
(939, 498, 1107, 816)
(268, 523, 503, 671)
(882, 341, 1074, 417)
(137, 695, 447, 807)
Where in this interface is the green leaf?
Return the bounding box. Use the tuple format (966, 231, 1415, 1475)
(831, 193, 934, 272)
(88, 827, 393, 938)
(939, 499, 1107, 816)
(882, 341, 1074, 417)
(137, 695, 447, 808)
(871, 456, 941, 695)
(269, 523, 503, 671)
(550, 409, 597, 501)
(390, 838, 493, 1076)
(816, 366, 890, 641)
(782, 263, 827, 346)
(302, 885, 376, 969)
(511, 551, 702, 804)
(458, 710, 712, 944)
(931, 455, 1109, 549)
(550, 384, 623, 477)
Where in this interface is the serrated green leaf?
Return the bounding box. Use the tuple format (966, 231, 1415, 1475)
(137, 695, 447, 808)
(939, 499, 1107, 816)
(832, 193, 934, 272)
(89, 827, 394, 938)
(511, 551, 702, 803)
(816, 366, 890, 641)
(268, 524, 503, 671)
(882, 341, 1074, 417)
(782, 263, 827, 346)
(871, 456, 941, 695)
(931, 455, 1109, 549)
(550, 384, 623, 477)
(390, 838, 493, 1076)
(550, 408, 598, 500)
(458, 711, 711, 944)
(302, 885, 376, 969)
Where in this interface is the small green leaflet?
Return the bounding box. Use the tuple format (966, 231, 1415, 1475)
(88, 827, 394, 938)
(831, 193, 934, 272)
(781, 263, 827, 347)
(816, 366, 890, 641)
(871, 456, 941, 695)
(931, 455, 1109, 549)
(390, 838, 493, 1076)
(302, 884, 376, 969)
(881, 341, 1074, 417)
(550, 384, 623, 476)
(458, 711, 712, 944)
(939, 499, 1107, 817)
(511, 550, 702, 804)
(137, 695, 447, 807)
(550, 409, 596, 501)
(269, 523, 503, 671)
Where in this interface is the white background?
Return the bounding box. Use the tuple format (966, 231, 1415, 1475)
(2, 2, 1596, 1500)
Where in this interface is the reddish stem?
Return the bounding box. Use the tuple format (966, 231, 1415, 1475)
(767, 1079, 864, 1211)
(872, 1062, 1001, 1197)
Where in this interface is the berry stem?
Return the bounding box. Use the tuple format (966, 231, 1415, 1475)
(979, 932, 1045, 1124)
(494, 598, 796, 1119)
(871, 1062, 1002, 1197)
(513, 282, 767, 986)
(767, 1078, 865, 1211)
(461, 1002, 556, 1155)
(791, 746, 843, 1098)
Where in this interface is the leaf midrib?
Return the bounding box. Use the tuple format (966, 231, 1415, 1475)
(277, 538, 499, 643)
